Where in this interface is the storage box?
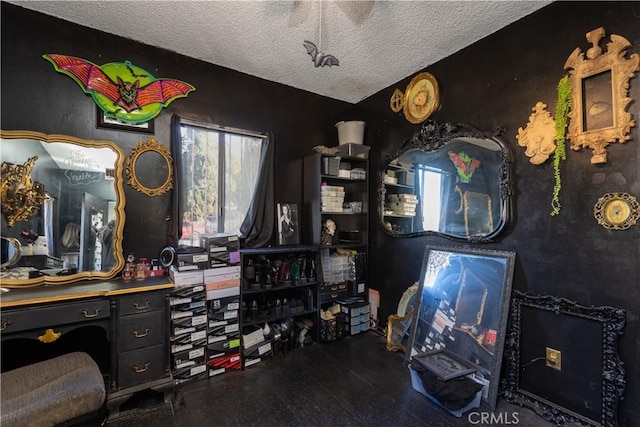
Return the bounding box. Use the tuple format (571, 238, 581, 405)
(206, 284, 240, 301)
(200, 233, 239, 253)
(171, 314, 208, 336)
(169, 267, 204, 286)
(207, 338, 241, 358)
(172, 346, 206, 369)
(208, 295, 240, 322)
(322, 156, 341, 176)
(242, 327, 265, 349)
(336, 143, 370, 159)
(174, 363, 207, 384)
(408, 365, 482, 417)
(396, 170, 415, 186)
(199, 233, 240, 268)
(207, 320, 239, 340)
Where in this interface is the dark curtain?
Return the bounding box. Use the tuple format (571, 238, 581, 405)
(167, 114, 182, 247)
(239, 132, 274, 248)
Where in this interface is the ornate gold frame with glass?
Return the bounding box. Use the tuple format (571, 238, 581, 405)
(125, 137, 174, 197)
(0, 130, 126, 287)
(564, 27, 640, 164)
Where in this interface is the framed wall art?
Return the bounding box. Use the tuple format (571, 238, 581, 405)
(276, 203, 299, 246)
(97, 108, 155, 134)
(502, 290, 626, 427)
(564, 27, 640, 164)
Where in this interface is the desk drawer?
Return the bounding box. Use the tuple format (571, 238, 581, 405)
(118, 344, 167, 389)
(1, 299, 109, 334)
(119, 292, 166, 316)
(119, 311, 165, 352)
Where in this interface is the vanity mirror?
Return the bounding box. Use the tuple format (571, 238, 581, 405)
(0, 130, 125, 287)
(380, 121, 511, 242)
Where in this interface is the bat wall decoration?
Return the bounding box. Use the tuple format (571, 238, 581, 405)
(448, 151, 481, 183)
(303, 40, 339, 68)
(43, 54, 196, 125)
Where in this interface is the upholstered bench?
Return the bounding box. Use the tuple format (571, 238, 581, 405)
(1, 352, 106, 427)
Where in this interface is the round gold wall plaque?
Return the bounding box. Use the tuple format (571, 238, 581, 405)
(593, 192, 639, 230)
(403, 72, 440, 124)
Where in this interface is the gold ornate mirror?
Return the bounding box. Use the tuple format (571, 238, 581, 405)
(126, 137, 173, 197)
(564, 27, 640, 164)
(0, 130, 126, 287)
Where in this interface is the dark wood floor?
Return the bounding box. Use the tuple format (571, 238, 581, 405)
(104, 331, 553, 426)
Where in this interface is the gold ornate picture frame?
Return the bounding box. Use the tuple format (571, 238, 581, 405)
(126, 137, 174, 197)
(564, 27, 640, 164)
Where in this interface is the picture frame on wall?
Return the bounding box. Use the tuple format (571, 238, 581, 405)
(276, 202, 299, 246)
(96, 108, 155, 134)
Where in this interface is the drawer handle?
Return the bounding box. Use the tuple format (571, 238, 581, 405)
(134, 328, 150, 338)
(331, 293, 338, 298)
(38, 328, 62, 343)
(134, 302, 150, 310)
(330, 286, 338, 291)
(82, 308, 101, 318)
(0, 321, 9, 331)
(133, 363, 150, 373)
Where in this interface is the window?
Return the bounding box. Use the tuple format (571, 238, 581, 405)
(417, 165, 444, 232)
(179, 122, 264, 246)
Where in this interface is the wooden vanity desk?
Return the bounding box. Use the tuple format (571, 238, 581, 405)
(0, 276, 175, 419)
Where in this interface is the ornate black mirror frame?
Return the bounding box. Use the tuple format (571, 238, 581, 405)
(502, 290, 626, 427)
(379, 121, 512, 242)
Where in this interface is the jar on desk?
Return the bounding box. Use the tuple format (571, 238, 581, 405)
(136, 258, 150, 280)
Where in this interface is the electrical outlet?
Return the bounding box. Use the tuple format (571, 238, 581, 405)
(546, 347, 562, 371)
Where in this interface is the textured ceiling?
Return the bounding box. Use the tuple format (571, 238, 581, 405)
(8, 0, 551, 104)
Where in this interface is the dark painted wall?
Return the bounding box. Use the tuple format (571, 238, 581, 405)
(358, 2, 639, 425)
(0, 2, 355, 258)
(2, 1, 639, 424)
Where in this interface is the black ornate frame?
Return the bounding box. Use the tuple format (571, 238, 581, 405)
(502, 290, 626, 427)
(406, 245, 516, 410)
(379, 120, 512, 242)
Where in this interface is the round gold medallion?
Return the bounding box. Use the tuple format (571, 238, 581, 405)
(403, 72, 440, 124)
(593, 192, 639, 230)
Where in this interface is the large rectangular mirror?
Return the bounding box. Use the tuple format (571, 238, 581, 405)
(0, 130, 125, 286)
(406, 245, 516, 410)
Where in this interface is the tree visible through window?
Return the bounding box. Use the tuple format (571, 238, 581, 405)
(179, 123, 264, 246)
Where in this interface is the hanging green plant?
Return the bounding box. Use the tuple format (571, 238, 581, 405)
(551, 75, 572, 216)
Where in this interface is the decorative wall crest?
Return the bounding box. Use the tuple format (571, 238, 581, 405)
(517, 102, 556, 165)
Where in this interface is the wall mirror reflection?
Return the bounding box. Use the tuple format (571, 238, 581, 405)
(0, 130, 125, 287)
(379, 121, 511, 242)
(406, 245, 516, 410)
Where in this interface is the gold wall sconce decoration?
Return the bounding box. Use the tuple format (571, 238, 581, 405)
(517, 102, 556, 165)
(126, 137, 174, 197)
(1, 156, 47, 227)
(389, 73, 440, 124)
(564, 27, 640, 164)
(593, 192, 639, 230)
